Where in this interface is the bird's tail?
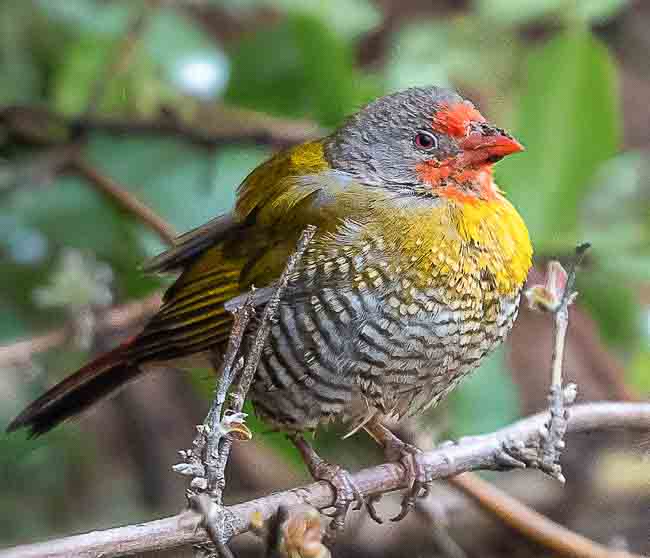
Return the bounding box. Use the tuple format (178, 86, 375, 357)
(6, 342, 141, 437)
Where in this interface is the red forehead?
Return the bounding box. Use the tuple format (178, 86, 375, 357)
(432, 101, 485, 138)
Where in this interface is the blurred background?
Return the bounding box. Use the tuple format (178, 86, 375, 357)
(0, 1, 648, 556)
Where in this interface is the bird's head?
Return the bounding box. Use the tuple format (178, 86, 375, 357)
(324, 86, 523, 204)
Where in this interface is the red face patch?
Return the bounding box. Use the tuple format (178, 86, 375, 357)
(415, 161, 497, 205)
(432, 101, 485, 138)
(414, 162, 453, 186)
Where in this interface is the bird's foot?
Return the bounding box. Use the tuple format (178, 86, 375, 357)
(312, 460, 365, 532)
(363, 421, 431, 522)
(289, 434, 373, 537)
(392, 442, 431, 522)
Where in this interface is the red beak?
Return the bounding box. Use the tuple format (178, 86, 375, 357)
(458, 127, 524, 166)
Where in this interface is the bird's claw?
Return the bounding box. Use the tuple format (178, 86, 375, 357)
(317, 464, 386, 532)
(314, 462, 364, 534)
(289, 434, 382, 534)
(366, 494, 385, 524)
(392, 444, 431, 522)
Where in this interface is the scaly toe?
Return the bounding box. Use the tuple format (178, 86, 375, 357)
(392, 445, 432, 522)
(391, 480, 427, 522)
(316, 464, 363, 534)
(366, 494, 384, 524)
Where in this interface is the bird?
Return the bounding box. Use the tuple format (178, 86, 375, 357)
(7, 86, 532, 528)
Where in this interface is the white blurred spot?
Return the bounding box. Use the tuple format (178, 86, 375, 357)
(172, 52, 229, 99)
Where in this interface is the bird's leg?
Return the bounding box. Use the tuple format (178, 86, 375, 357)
(288, 434, 365, 534)
(364, 420, 431, 522)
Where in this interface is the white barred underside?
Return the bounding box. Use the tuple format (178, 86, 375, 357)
(249, 242, 521, 433)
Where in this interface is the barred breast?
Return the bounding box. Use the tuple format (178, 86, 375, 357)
(249, 235, 521, 433)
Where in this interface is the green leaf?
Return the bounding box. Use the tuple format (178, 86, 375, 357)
(581, 152, 645, 220)
(50, 6, 228, 116)
(35, 0, 132, 36)
(4, 171, 157, 301)
(578, 270, 641, 349)
(477, 0, 562, 25)
(627, 345, 650, 395)
(85, 136, 260, 236)
(497, 28, 620, 251)
(575, 0, 630, 23)
(51, 34, 114, 115)
(225, 14, 380, 126)
(448, 348, 520, 437)
(0, 301, 29, 339)
(0, 1, 42, 104)
(8, 174, 125, 256)
(576, 152, 650, 282)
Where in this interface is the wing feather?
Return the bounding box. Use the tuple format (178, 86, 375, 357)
(142, 214, 239, 274)
(130, 140, 353, 364)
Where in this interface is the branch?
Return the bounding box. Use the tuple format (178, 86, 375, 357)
(0, 103, 318, 258)
(525, 243, 591, 481)
(202, 303, 254, 497)
(449, 473, 636, 558)
(0, 105, 321, 150)
(2, 401, 648, 558)
(415, 498, 468, 558)
(206, 226, 317, 496)
(0, 293, 162, 369)
(175, 226, 317, 555)
(543, 244, 590, 469)
(68, 156, 177, 246)
(409, 244, 599, 558)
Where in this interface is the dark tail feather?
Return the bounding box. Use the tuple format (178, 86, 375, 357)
(6, 344, 141, 437)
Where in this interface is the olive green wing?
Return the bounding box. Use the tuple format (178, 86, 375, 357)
(141, 214, 238, 274)
(128, 142, 338, 363)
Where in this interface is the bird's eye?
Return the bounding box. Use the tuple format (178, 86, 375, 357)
(414, 131, 438, 151)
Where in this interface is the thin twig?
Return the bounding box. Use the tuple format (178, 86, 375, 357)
(0, 105, 321, 150)
(231, 225, 317, 411)
(190, 494, 235, 558)
(172, 303, 252, 491)
(449, 472, 633, 558)
(69, 156, 177, 246)
(178, 227, 317, 555)
(204, 300, 254, 497)
(1, 401, 648, 558)
(208, 225, 317, 507)
(416, 499, 468, 558)
(550, 243, 590, 388)
(0, 293, 162, 368)
(408, 242, 597, 558)
(541, 242, 591, 480)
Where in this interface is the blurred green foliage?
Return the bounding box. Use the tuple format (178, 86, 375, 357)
(477, 0, 630, 25)
(226, 14, 380, 125)
(0, 0, 648, 546)
(498, 27, 620, 249)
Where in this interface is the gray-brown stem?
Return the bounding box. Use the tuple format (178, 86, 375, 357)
(2, 401, 648, 558)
